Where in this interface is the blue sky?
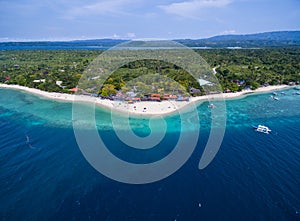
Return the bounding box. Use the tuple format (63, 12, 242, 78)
(0, 0, 299, 41)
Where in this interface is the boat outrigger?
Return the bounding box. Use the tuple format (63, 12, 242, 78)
(252, 125, 272, 134)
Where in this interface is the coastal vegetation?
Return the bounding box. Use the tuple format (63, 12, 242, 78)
(0, 47, 299, 97)
(201, 47, 300, 91)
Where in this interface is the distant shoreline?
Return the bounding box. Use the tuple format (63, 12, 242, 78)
(0, 84, 291, 117)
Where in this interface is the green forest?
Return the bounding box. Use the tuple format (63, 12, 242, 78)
(0, 47, 299, 96)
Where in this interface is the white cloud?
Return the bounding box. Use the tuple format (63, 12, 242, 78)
(64, 0, 135, 19)
(110, 33, 136, 39)
(159, 0, 233, 19)
(113, 33, 120, 38)
(220, 29, 236, 35)
(125, 32, 136, 38)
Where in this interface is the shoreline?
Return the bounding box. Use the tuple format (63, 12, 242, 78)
(0, 83, 291, 117)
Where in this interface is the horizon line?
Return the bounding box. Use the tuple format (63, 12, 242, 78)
(0, 29, 299, 43)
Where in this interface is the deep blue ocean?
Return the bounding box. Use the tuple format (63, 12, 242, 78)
(0, 88, 299, 221)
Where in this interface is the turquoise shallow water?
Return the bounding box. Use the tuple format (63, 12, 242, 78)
(0, 88, 299, 220)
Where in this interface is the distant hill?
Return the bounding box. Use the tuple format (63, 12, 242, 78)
(176, 31, 300, 48)
(205, 31, 300, 41)
(1, 31, 300, 49)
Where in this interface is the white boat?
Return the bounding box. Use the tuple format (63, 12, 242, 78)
(252, 125, 272, 134)
(271, 95, 279, 101)
(208, 103, 216, 108)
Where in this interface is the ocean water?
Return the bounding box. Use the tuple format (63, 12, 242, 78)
(0, 88, 299, 221)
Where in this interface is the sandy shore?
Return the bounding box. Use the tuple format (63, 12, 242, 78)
(0, 84, 291, 116)
(192, 85, 290, 102)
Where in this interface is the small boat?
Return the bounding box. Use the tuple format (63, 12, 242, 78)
(280, 92, 286, 95)
(272, 92, 278, 96)
(208, 103, 216, 108)
(252, 125, 272, 134)
(271, 95, 279, 101)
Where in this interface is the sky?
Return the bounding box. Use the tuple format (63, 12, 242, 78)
(0, 0, 299, 41)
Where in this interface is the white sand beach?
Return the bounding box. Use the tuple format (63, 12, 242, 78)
(0, 84, 291, 116)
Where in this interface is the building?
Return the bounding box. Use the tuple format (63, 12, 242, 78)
(198, 78, 214, 86)
(162, 94, 178, 100)
(56, 81, 63, 86)
(189, 87, 201, 94)
(33, 79, 46, 83)
(69, 88, 79, 92)
(150, 94, 161, 101)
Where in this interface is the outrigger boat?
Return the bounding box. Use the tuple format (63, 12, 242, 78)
(252, 125, 272, 134)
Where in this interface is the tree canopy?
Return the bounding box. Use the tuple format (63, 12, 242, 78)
(1, 47, 299, 95)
